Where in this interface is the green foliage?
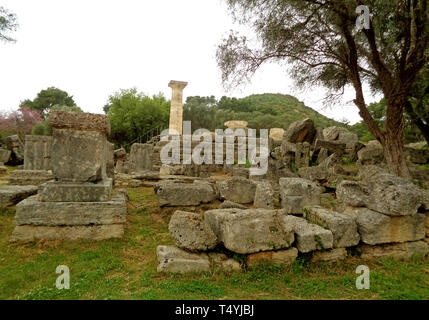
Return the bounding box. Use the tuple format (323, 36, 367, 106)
(351, 99, 425, 143)
(31, 105, 83, 136)
(20, 87, 78, 116)
(0, 6, 18, 43)
(104, 88, 170, 148)
(183, 93, 348, 132)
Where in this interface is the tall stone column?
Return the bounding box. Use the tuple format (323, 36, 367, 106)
(168, 80, 187, 135)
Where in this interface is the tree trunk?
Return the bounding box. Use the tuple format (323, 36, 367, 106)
(382, 98, 411, 179)
(405, 100, 429, 146)
(382, 132, 411, 178)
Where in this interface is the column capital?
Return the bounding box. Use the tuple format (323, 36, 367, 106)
(168, 80, 188, 90)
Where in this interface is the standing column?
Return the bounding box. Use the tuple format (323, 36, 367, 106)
(168, 80, 188, 135)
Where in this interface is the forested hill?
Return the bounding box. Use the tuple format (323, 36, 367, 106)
(183, 93, 349, 132)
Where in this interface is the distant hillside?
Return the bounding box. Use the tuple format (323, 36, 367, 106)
(183, 93, 350, 133)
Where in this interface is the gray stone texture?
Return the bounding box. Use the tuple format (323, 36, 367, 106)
(282, 215, 333, 253)
(343, 208, 426, 245)
(0, 185, 38, 207)
(14, 194, 127, 226)
(217, 177, 257, 204)
(254, 180, 275, 209)
(168, 211, 218, 252)
(358, 241, 429, 261)
(155, 180, 216, 206)
(279, 178, 321, 214)
(156, 245, 210, 273)
(128, 143, 153, 173)
(204, 209, 294, 254)
(304, 206, 360, 248)
(24, 135, 52, 170)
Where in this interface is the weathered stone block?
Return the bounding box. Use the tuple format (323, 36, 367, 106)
(8, 170, 54, 186)
(155, 180, 216, 206)
(0, 186, 38, 207)
(169, 211, 218, 252)
(311, 248, 347, 263)
(37, 179, 113, 202)
(284, 118, 316, 144)
(51, 129, 107, 182)
(14, 194, 126, 226)
(24, 135, 52, 170)
(208, 252, 241, 272)
(217, 177, 257, 204)
(247, 248, 298, 268)
(219, 201, 247, 209)
(343, 208, 426, 245)
(156, 245, 210, 273)
(10, 224, 124, 242)
(279, 178, 321, 214)
(0, 149, 11, 163)
(358, 241, 429, 261)
(282, 215, 333, 253)
(48, 110, 111, 135)
(304, 206, 360, 248)
(204, 209, 294, 254)
(128, 143, 153, 173)
(254, 181, 275, 209)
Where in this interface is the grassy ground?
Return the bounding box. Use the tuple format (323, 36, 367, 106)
(0, 186, 428, 300)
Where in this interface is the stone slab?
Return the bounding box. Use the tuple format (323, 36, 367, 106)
(8, 170, 54, 186)
(14, 194, 127, 226)
(38, 179, 112, 202)
(10, 224, 124, 242)
(0, 185, 38, 207)
(48, 110, 111, 135)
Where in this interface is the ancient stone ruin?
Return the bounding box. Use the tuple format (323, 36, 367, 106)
(10, 111, 127, 242)
(8, 135, 54, 185)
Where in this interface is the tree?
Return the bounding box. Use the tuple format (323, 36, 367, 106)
(405, 65, 429, 145)
(217, 0, 428, 178)
(0, 107, 43, 142)
(104, 89, 170, 148)
(20, 87, 77, 116)
(0, 6, 18, 43)
(31, 105, 83, 136)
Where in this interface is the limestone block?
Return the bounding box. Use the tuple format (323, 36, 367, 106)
(168, 211, 218, 252)
(304, 206, 360, 248)
(359, 241, 429, 260)
(217, 177, 257, 204)
(8, 170, 54, 186)
(247, 248, 298, 268)
(156, 245, 210, 273)
(14, 194, 127, 226)
(279, 178, 321, 214)
(343, 208, 426, 245)
(37, 179, 113, 202)
(204, 209, 294, 254)
(0, 185, 38, 207)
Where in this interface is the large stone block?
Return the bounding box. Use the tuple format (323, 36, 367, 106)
(8, 170, 54, 186)
(282, 215, 333, 253)
(0, 186, 38, 207)
(24, 135, 52, 170)
(279, 178, 321, 214)
(10, 224, 124, 242)
(337, 174, 423, 216)
(48, 110, 111, 135)
(156, 245, 210, 273)
(247, 248, 298, 268)
(14, 194, 127, 226)
(37, 179, 112, 202)
(254, 180, 275, 209)
(51, 129, 107, 182)
(217, 177, 257, 204)
(204, 209, 294, 254)
(304, 206, 360, 248)
(343, 208, 426, 245)
(284, 118, 316, 144)
(358, 241, 429, 261)
(155, 180, 216, 206)
(168, 211, 218, 252)
(128, 143, 153, 173)
(311, 248, 347, 263)
(0, 149, 11, 163)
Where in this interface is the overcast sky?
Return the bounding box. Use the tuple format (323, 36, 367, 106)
(0, 0, 381, 124)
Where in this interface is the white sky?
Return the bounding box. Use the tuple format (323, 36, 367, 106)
(0, 0, 380, 124)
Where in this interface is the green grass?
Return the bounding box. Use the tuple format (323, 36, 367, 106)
(0, 187, 428, 300)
